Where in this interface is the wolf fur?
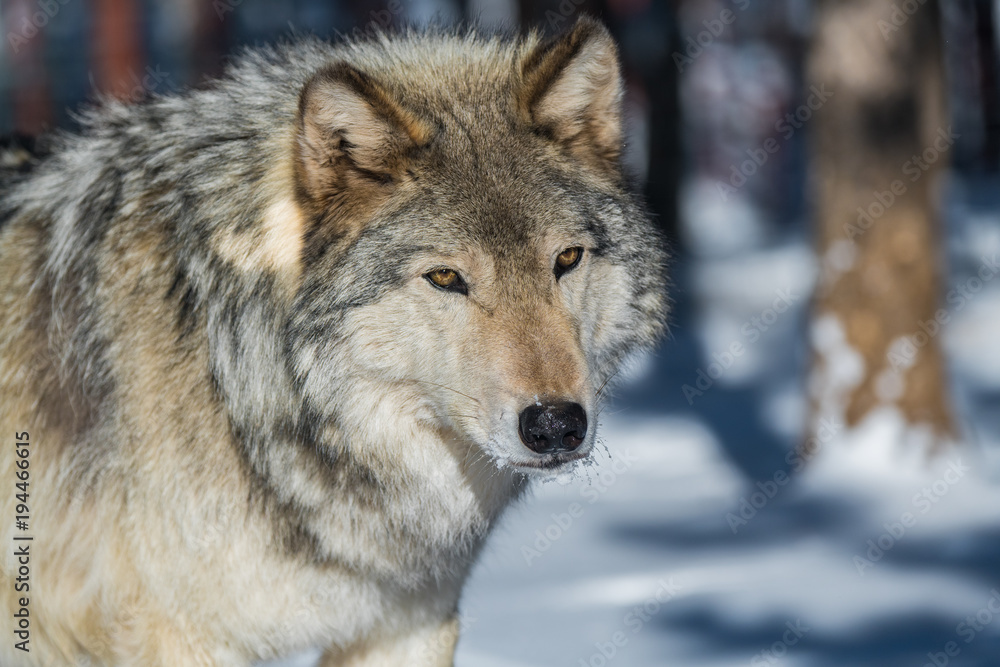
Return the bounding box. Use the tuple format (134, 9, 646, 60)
(0, 18, 667, 666)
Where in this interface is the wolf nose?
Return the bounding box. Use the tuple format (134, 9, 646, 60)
(518, 402, 588, 454)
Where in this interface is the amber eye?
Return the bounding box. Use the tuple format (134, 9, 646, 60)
(554, 247, 583, 278)
(424, 268, 468, 294)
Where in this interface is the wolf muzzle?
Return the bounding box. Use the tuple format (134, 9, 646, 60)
(517, 401, 588, 454)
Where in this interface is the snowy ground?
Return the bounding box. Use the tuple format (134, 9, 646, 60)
(455, 415, 1000, 667)
(269, 174, 1000, 667)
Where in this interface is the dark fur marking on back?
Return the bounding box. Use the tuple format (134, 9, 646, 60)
(166, 268, 200, 340)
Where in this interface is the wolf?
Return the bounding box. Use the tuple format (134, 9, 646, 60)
(0, 17, 667, 666)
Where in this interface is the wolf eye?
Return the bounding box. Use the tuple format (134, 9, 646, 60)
(554, 247, 583, 279)
(425, 268, 468, 294)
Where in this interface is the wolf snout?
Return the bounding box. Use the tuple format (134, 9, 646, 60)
(517, 401, 588, 454)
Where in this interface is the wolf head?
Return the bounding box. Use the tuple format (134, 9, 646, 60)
(223, 19, 668, 476)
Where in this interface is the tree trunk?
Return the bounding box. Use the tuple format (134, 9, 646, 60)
(805, 0, 955, 462)
(6, 0, 52, 134)
(91, 0, 144, 101)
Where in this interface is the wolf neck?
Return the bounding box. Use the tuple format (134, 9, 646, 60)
(257, 412, 522, 585)
(227, 363, 524, 586)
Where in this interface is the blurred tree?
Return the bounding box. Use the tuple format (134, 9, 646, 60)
(805, 0, 955, 458)
(190, 0, 230, 83)
(92, 0, 144, 100)
(972, 0, 999, 171)
(6, 0, 52, 134)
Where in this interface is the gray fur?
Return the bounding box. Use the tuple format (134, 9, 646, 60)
(0, 20, 667, 666)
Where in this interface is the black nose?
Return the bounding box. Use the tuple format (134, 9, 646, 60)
(518, 402, 588, 454)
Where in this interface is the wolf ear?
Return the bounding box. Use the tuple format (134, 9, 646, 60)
(519, 17, 624, 172)
(295, 63, 433, 211)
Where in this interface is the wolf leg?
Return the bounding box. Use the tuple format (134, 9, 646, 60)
(320, 617, 459, 667)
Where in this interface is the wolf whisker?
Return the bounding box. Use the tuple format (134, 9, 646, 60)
(412, 380, 483, 406)
(595, 365, 624, 400)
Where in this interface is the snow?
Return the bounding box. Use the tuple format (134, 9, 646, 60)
(821, 239, 858, 280)
(680, 176, 769, 256)
(946, 289, 1000, 390)
(450, 406, 1000, 665)
(690, 243, 816, 387)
